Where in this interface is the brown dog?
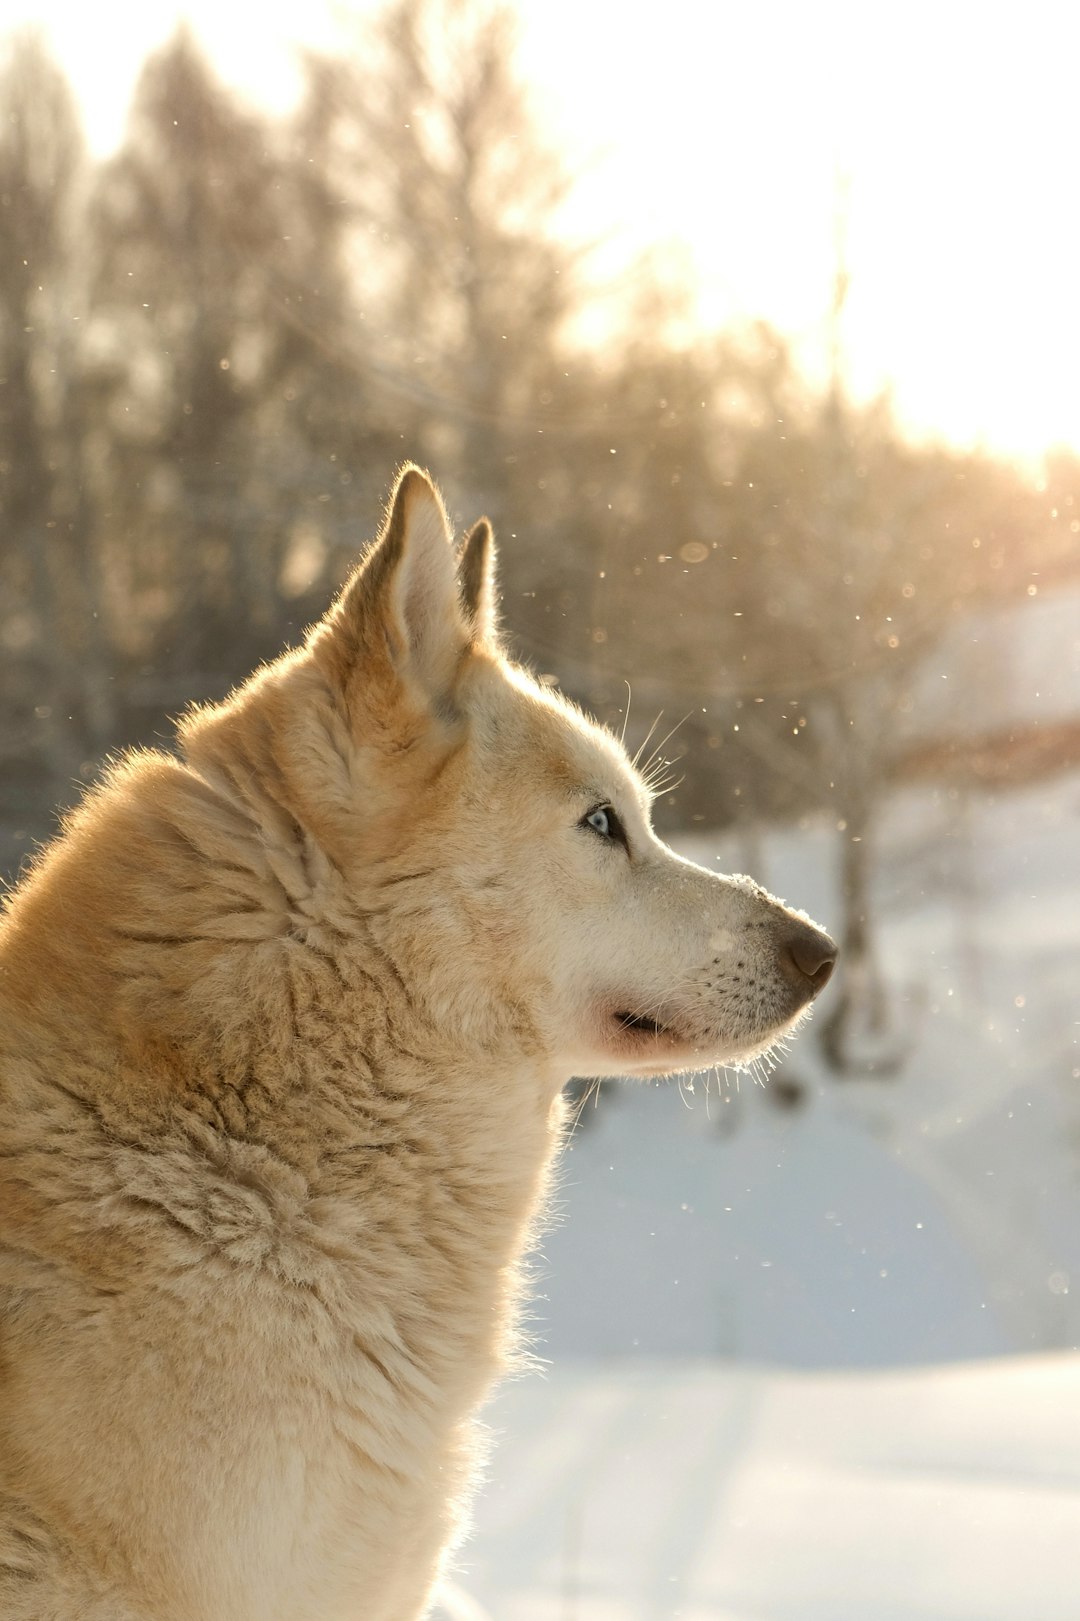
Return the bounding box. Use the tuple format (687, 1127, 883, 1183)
(0, 468, 834, 1619)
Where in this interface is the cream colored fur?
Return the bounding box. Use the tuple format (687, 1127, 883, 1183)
(0, 468, 834, 1620)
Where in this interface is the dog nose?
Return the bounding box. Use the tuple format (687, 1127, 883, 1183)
(779, 920, 837, 998)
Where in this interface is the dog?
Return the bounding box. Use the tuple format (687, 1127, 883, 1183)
(0, 467, 835, 1620)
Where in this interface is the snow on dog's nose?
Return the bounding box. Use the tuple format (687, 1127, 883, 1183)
(777, 919, 838, 1005)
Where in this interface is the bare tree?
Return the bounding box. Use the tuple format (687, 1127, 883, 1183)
(0, 32, 111, 785)
(304, 0, 584, 519)
(88, 29, 296, 682)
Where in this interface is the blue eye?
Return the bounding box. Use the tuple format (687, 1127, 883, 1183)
(581, 804, 629, 852)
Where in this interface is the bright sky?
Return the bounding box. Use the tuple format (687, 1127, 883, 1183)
(8, 0, 1079, 460)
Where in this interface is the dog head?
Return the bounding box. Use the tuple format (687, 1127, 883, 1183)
(184, 467, 835, 1082)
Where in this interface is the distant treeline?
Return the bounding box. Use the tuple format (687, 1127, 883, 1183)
(1, 2, 1076, 1066)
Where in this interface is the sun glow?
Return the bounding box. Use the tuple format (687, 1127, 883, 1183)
(10, 0, 1078, 460)
(518, 0, 1080, 460)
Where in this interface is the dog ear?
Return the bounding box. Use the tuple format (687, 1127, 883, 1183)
(320, 465, 469, 712)
(457, 517, 498, 642)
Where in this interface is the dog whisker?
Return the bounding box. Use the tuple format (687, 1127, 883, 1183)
(630, 709, 665, 771)
(638, 710, 693, 783)
(619, 680, 633, 749)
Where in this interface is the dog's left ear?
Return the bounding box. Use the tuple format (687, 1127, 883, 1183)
(319, 465, 469, 715)
(457, 517, 498, 643)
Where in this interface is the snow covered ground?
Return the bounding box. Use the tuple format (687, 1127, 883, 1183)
(450, 1354, 1080, 1620)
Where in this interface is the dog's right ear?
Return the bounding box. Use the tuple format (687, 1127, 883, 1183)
(313, 465, 471, 728)
(457, 517, 498, 643)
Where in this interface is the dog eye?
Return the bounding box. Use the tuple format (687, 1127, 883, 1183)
(581, 804, 628, 851)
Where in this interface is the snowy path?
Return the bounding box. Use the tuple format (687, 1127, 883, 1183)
(452, 1356, 1080, 1620)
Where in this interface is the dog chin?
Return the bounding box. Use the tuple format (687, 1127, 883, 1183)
(715, 1006, 816, 1075)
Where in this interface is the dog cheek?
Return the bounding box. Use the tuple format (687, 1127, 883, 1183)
(457, 878, 530, 960)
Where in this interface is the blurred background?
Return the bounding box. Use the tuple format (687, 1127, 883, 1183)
(2, 2, 1079, 1615)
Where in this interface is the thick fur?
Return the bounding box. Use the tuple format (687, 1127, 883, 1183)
(0, 468, 834, 1620)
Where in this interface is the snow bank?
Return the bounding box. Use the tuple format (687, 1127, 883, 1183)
(453, 1355, 1080, 1620)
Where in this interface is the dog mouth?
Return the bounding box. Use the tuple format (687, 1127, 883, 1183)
(613, 1010, 669, 1038)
